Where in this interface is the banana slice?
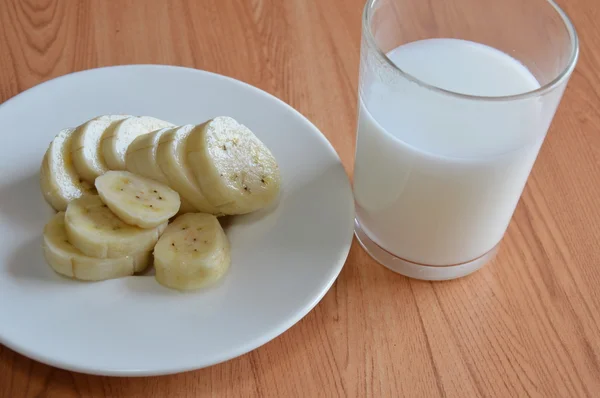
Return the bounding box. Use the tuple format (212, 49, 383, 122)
(186, 117, 281, 215)
(154, 213, 230, 291)
(43, 212, 152, 281)
(126, 127, 174, 184)
(95, 170, 181, 228)
(71, 115, 131, 182)
(156, 125, 220, 214)
(40, 128, 96, 211)
(102, 116, 174, 170)
(126, 127, 197, 214)
(177, 199, 197, 214)
(65, 195, 166, 258)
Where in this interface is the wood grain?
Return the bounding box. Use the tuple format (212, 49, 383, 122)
(1, 0, 599, 397)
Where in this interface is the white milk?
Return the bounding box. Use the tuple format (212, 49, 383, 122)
(354, 38, 545, 266)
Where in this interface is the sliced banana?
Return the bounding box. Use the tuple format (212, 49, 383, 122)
(65, 195, 166, 258)
(154, 213, 230, 291)
(95, 170, 181, 228)
(177, 199, 197, 214)
(186, 117, 281, 215)
(43, 212, 151, 281)
(126, 127, 174, 184)
(71, 115, 131, 183)
(156, 125, 220, 214)
(40, 128, 96, 211)
(102, 116, 174, 170)
(125, 127, 200, 214)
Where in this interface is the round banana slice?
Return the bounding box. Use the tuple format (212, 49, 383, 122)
(156, 125, 220, 214)
(126, 127, 197, 214)
(71, 115, 131, 182)
(95, 170, 181, 228)
(154, 213, 230, 291)
(102, 116, 174, 170)
(65, 195, 166, 258)
(186, 117, 281, 215)
(177, 199, 197, 214)
(40, 128, 96, 211)
(43, 212, 152, 281)
(126, 127, 175, 184)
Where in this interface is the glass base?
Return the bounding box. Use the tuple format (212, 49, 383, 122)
(354, 219, 498, 281)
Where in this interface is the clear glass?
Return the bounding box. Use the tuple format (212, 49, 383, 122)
(353, 0, 579, 280)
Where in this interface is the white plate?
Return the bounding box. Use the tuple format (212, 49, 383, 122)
(0, 65, 354, 376)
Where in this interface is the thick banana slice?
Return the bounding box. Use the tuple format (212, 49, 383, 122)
(102, 116, 174, 170)
(154, 213, 230, 291)
(40, 128, 96, 211)
(95, 170, 180, 228)
(65, 195, 166, 258)
(43, 212, 151, 281)
(186, 117, 281, 215)
(156, 125, 220, 214)
(126, 127, 174, 184)
(126, 127, 197, 214)
(177, 199, 198, 214)
(71, 115, 131, 182)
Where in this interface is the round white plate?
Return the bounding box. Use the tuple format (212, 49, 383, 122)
(0, 65, 354, 376)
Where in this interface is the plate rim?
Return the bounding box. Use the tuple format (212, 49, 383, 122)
(0, 64, 355, 376)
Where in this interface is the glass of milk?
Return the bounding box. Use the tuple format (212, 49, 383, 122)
(353, 0, 579, 280)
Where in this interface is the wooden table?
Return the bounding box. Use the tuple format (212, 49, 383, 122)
(1, 0, 599, 396)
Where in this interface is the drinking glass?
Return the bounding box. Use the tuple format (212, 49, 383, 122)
(353, 0, 579, 280)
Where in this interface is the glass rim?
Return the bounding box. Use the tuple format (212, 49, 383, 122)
(362, 0, 580, 102)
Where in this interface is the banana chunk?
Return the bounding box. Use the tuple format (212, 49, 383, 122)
(126, 127, 174, 184)
(156, 125, 220, 214)
(65, 195, 166, 258)
(177, 199, 198, 214)
(71, 115, 131, 182)
(102, 116, 174, 170)
(186, 117, 281, 215)
(43, 212, 151, 281)
(125, 127, 198, 214)
(154, 213, 230, 291)
(96, 171, 181, 228)
(40, 128, 96, 211)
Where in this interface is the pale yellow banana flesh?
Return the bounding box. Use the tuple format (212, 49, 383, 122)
(154, 213, 230, 291)
(96, 171, 181, 228)
(178, 199, 197, 214)
(71, 115, 130, 183)
(126, 127, 198, 213)
(126, 127, 174, 184)
(102, 116, 174, 170)
(40, 128, 96, 211)
(40, 115, 281, 287)
(156, 125, 220, 214)
(65, 195, 166, 258)
(43, 212, 152, 281)
(186, 117, 281, 215)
